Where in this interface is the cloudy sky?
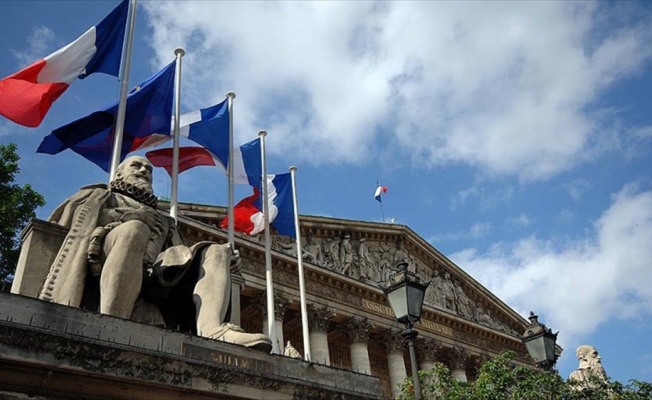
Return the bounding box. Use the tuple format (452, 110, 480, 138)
(1, 0, 651, 383)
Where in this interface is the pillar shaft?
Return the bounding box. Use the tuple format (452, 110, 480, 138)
(387, 352, 407, 398)
(310, 331, 330, 365)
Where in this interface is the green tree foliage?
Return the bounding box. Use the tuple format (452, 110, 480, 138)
(399, 351, 652, 400)
(0, 143, 45, 289)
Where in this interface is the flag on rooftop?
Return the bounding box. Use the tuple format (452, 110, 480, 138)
(0, 0, 128, 127)
(374, 184, 388, 203)
(36, 61, 176, 171)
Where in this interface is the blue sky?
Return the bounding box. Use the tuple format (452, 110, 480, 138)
(1, 0, 651, 384)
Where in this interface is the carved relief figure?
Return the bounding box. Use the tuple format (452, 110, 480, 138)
(569, 345, 608, 389)
(339, 234, 353, 276)
(393, 238, 410, 266)
(355, 238, 374, 281)
(474, 302, 496, 328)
(454, 280, 474, 319)
(426, 269, 443, 307)
(303, 234, 323, 266)
(323, 235, 341, 270)
(441, 272, 457, 312)
(37, 156, 271, 351)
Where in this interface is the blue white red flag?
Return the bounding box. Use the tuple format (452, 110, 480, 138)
(36, 61, 176, 171)
(145, 138, 262, 186)
(145, 146, 219, 176)
(177, 99, 230, 165)
(374, 184, 388, 203)
(222, 172, 295, 238)
(0, 0, 128, 127)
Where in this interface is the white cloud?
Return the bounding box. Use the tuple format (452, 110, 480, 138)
(142, 2, 652, 181)
(565, 179, 592, 201)
(451, 184, 515, 211)
(430, 222, 491, 243)
(451, 183, 652, 346)
(508, 213, 535, 227)
(11, 26, 56, 68)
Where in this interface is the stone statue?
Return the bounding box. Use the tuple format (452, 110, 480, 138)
(283, 341, 302, 359)
(38, 156, 271, 351)
(569, 345, 608, 389)
(393, 239, 409, 265)
(339, 234, 353, 276)
(355, 238, 373, 281)
(441, 272, 457, 312)
(303, 234, 323, 266)
(426, 269, 443, 307)
(323, 235, 341, 270)
(454, 280, 474, 319)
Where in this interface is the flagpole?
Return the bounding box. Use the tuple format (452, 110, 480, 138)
(226, 92, 236, 245)
(289, 166, 311, 362)
(169, 48, 185, 222)
(108, 0, 137, 182)
(259, 130, 278, 354)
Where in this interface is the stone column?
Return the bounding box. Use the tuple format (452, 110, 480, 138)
(346, 316, 372, 374)
(418, 337, 442, 371)
(228, 264, 245, 326)
(254, 292, 290, 353)
(382, 328, 407, 399)
(449, 346, 470, 382)
(308, 304, 334, 365)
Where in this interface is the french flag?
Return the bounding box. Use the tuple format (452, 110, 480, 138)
(145, 138, 261, 184)
(375, 184, 388, 203)
(222, 172, 296, 238)
(130, 99, 231, 163)
(0, 0, 128, 127)
(145, 146, 221, 176)
(36, 61, 176, 171)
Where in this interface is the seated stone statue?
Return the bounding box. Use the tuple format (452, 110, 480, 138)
(38, 155, 271, 351)
(568, 345, 608, 389)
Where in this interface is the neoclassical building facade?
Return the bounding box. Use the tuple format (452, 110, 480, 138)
(175, 202, 532, 398)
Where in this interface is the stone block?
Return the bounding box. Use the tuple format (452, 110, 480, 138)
(11, 219, 67, 298)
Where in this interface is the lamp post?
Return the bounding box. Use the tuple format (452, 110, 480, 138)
(522, 311, 559, 372)
(382, 261, 430, 400)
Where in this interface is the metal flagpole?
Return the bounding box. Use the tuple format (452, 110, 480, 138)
(289, 166, 311, 362)
(226, 92, 236, 245)
(109, 0, 137, 182)
(259, 130, 278, 354)
(169, 48, 185, 222)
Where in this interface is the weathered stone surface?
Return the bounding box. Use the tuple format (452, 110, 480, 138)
(0, 293, 382, 400)
(10, 219, 67, 298)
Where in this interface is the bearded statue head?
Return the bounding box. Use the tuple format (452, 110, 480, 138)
(576, 345, 607, 379)
(115, 155, 154, 193)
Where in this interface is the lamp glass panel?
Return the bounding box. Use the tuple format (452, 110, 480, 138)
(387, 286, 408, 322)
(524, 337, 546, 363)
(407, 284, 426, 320)
(544, 335, 556, 361)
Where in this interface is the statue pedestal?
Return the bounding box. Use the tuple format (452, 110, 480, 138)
(11, 219, 67, 298)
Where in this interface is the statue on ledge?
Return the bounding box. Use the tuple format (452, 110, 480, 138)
(38, 156, 271, 351)
(568, 345, 608, 389)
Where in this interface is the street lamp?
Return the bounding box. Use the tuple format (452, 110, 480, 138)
(382, 261, 430, 400)
(522, 311, 559, 372)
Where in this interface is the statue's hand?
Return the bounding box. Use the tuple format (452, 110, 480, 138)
(121, 206, 164, 237)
